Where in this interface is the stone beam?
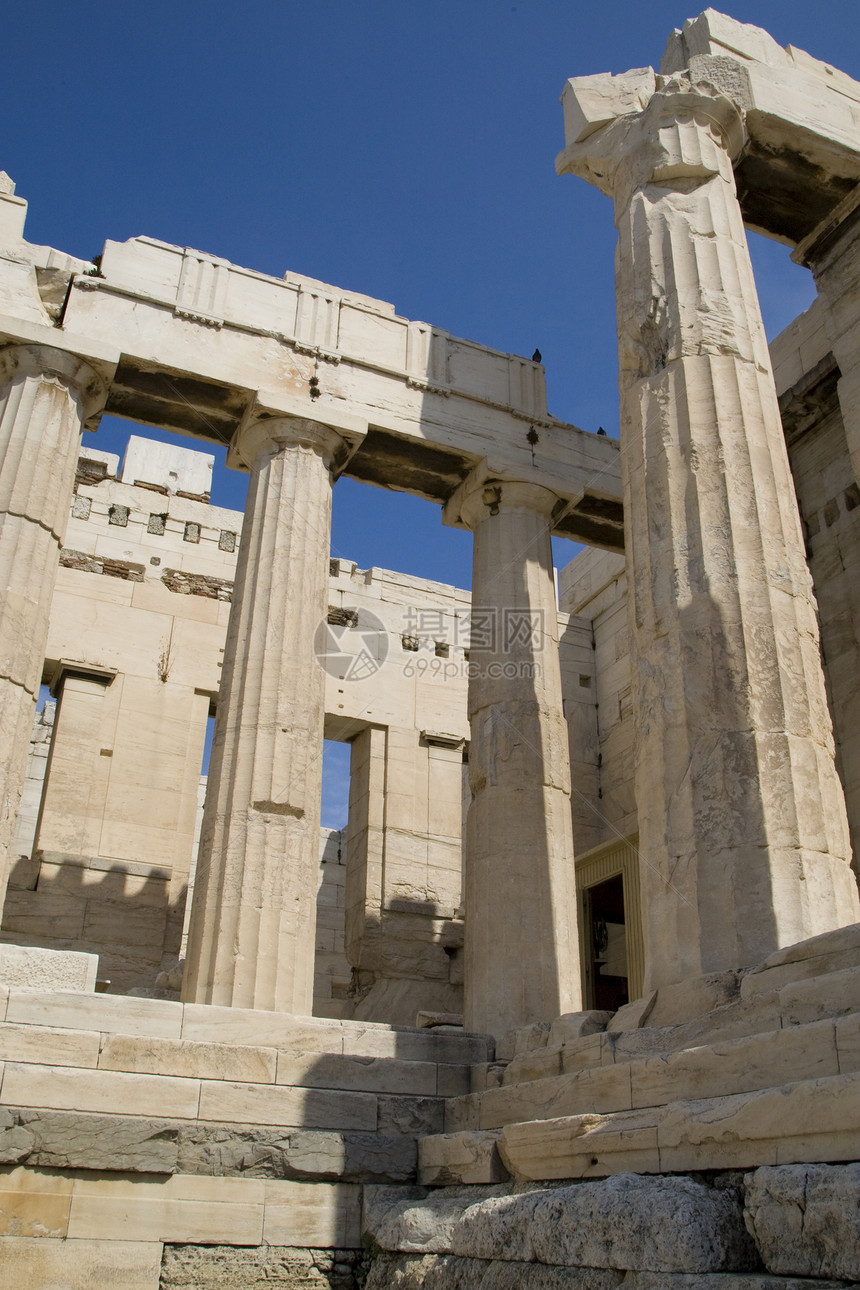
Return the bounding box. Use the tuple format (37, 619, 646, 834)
(0, 194, 624, 550)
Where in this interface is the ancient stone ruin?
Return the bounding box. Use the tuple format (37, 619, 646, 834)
(0, 10, 859, 1287)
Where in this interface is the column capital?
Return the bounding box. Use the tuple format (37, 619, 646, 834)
(556, 70, 746, 209)
(231, 412, 349, 474)
(443, 460, 563, 532)
(0, 344, 108, 429)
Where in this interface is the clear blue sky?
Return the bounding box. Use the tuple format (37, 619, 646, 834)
(8, 2, 858, 822)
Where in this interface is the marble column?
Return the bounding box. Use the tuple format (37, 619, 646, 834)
(558, 70, 860, 991)
(0, 344, 106, 901)
(453, 474, 581, 1037)
(182, 415, 348, 1013)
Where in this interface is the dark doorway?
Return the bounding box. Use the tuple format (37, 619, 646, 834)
(585, 873, 629, 1012)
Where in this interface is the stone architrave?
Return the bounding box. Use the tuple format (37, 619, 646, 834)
(182, 414, 353, 1013)
(447, 470, 582, 1036)
(0, 345, 107, 900)
(557, 69, 860, 990)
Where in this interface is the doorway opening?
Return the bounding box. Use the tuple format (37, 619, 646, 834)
(583, 871, 629, 1012)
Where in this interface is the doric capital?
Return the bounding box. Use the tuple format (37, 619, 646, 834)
(0, 344, 108, 429)
(447, 463, 561, 533)
(232, 412, 350, 474)
(557, 69, 746, 211)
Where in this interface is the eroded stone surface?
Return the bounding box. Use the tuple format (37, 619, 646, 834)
(161, 1243, 369, 1288)
(744, 1163, 860, 1281)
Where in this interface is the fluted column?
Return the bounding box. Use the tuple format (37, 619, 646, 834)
(558, 70, 859, 991)
(0, 345, 107, 899)
(454, 474, 581, 1037)
(182, 415, 348, 1012)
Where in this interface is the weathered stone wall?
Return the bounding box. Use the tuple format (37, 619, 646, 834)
(771, 303, 860, 880)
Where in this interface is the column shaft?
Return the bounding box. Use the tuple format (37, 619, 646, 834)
(462, 480, 581, 1036)
(182, 418, 343, 1013)
(0, 346, 105, 897)
(610, 91, 859, 987)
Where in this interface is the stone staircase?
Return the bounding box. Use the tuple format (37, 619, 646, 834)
(419, 922, 860, 1185)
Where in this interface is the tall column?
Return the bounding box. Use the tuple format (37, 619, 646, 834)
(0, 345, 107, 901)
(558, 72, 860, 991)
(182, 415, 348, 1013)
(451, 474, 581, 1037)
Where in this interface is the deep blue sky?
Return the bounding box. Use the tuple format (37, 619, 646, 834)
(9, 3, 858, 824)
(8, 1, 857, 588)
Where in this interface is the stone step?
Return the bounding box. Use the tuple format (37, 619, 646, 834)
(496, 946, 860, 1091)
(0, 987, 492, 1065)
(420, 1069, 860, 1184)
(445, 1010, 860, 1133)
(0, 1106, 425, 1184)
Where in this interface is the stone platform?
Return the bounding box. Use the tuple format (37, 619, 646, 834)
(0, 926, 858, 1286)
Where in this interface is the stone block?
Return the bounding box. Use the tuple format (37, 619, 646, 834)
(444, 1093, 481, 1134)
(611, 996, 783, 1062)
(275, 1051, 436, 1096)
(643, 973, 741, 1030)
(67, 1172, 266, 1244)
(0, 1164, 74, 1237)
(500, 1108, 661, 1181)
(367, 1186, 495, 1254)
(0, 1237, 162, 1289)
(178, 1127, 416, 1184)
(479, 1063, 633, 1130)
(161, 1244, 368, 1288)
(181, 1004, 345, 1053)
(342, 1023, 490, 1065)
(470, 1063, 506, 1093)
(606, 994, 656, 1034)
(0, 944, 98, 991)
(501, 1045, 564, 1085)
(629, 1020, 840, 1109)
(9, 1109, 180, 1173)
(197, 1079, 377, 1131)
(418, 1132, 508, 1186)
(548, 1011, 613, 1048)
(1, 1062, 200, 1119)
(512, 1022, 551, 1056)
(740, 923, 860, 1000)
(378, 1095, 445, 1137)
(561, 68, 657, 146)
(0, 1020, 100, 1067)
(5, 989, 182, 1038)
(437, 1064, 471, 1098)
(262, 1178, 361, 1247)
(99, 1034, 277, 1083)
(561, 1032, 611, 1073)
(744, 1162, 860, 1281)
(526, 1175, 756, 1273)
(658, 1071, 860, 1174)
(778, 963, 860, 1025)
(835, 1010, 860, 1071)
(364, 1253, 833, 1289)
